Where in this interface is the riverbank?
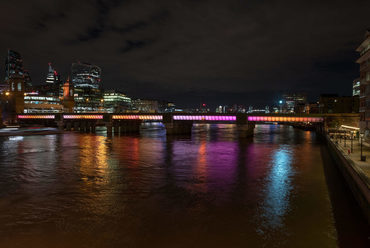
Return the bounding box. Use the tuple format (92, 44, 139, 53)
(325, 134, 370, 224)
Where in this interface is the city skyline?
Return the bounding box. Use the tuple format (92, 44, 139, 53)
(0, 0, 369, 107)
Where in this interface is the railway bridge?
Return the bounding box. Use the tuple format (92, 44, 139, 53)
(16, 113, 359, 137)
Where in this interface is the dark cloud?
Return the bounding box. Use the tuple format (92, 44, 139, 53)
(0, 0, 369, 108)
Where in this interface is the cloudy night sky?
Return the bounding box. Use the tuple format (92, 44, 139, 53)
(0, 0, 369, 108)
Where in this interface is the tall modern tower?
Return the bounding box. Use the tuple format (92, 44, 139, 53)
(5, 50, 24, 80)
(46, 63, 61, 84)
(71, 62, 102, 112)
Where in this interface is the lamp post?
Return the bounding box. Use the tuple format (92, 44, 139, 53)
(351, 131, 353, 153)
(344, 133, 347, 147)
(360, 133, 366, 161)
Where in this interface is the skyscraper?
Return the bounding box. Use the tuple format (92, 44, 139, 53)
(5, 50, 24, 80)
(45, 63, 61, 85)
(71, 62, 102, 112)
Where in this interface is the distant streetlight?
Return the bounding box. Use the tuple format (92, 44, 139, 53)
(360, 133, 366, 161)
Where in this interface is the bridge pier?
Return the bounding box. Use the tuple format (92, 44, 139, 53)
(236, 114, 255, 138)
(66, 122, 72, 131)
(237, 123, 255, 138)
(73, 122, 79, 131)
(113, 122, 120, 135)
(91, 122, 96, 133)
(105, 122, 113, 136)
(57, 121, 64, 131)
(121, 120, 142, 134)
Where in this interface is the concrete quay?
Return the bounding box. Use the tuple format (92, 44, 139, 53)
(326, 135, 370, 224)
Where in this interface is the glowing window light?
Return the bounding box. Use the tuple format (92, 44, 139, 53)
(63, 115, 103, 119)
(173, 115, 236, 121)
(18, 115, 55, 119)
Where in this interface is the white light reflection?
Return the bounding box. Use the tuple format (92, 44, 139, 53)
(260, 146, 294, 230)
(8, 136, 24, 141)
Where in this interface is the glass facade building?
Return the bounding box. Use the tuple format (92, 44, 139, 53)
(5, 50, 24, 80)
(71, 62, 102, 112)
(103, 90, 131, 113)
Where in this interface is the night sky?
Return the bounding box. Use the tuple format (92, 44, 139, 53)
(0, 0, 369, 108)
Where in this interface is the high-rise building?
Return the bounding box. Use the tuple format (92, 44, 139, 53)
(5, 50, 24, 80)
(3, 50, 25, 119)
(71, 62, 102, 112)
(356, 30, 370, 135)
(46, 63, 61, 84)
(23, 70, 32, 92)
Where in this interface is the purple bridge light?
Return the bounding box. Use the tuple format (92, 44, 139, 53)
(173, 115, 236, 121)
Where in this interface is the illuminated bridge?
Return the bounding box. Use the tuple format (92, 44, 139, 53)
(16, 113, 358, 137)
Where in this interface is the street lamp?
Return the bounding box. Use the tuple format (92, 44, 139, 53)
(351, 131, 353, 153)
(279, 100, 283, 113)
(360, 133, 366, 161)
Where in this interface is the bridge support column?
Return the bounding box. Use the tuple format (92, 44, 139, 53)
(237, 123, 255, 138)
(105, 122, 112, 136)
(86, 122, 91, 133)
(66, 122, 72, 131)
(113, 122, 120, 134)
(120, 120, 142, 134)
(57, 121, 64, 131)
(164, 121, 193, 135)
(91, 122, 96, 133)
(79, 121, 86, 133)
(73, 122, 79, 131)
(236, 114, 254, 138)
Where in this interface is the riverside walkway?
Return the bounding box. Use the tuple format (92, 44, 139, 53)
(331, 136, 370, 183)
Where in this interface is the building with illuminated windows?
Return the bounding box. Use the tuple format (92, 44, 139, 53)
(132, 99, 158, 113)
(281, 93, 307, 113)
(23, 92, 63, 113)
(353, 78, 360, 96)
(103, 90, 131, 113)
(71, 62, 102, 112)
(356, 30, 370, 134)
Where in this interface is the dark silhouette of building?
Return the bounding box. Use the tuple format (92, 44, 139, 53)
(319, 94, 359, 114)
(356, 30, 370, 133)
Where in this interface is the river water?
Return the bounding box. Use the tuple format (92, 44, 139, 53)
(0, 124, 368, 247)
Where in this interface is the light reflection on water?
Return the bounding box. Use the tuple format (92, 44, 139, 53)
(0, 124, 368, 247)
(261, 146, 294, 230)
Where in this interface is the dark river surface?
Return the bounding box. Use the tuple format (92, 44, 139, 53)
(0, 124, 369, 247)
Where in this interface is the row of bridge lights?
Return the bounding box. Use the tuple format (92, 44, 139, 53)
(17, 115, 323, 122)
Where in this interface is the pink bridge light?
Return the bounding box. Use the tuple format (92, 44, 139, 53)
(173, 115, 236, 121)
(112, 115, 163, 120)
(18, 115, 55, 119)
(248, 116, 323, 122)
(63, 115, 103, 119)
